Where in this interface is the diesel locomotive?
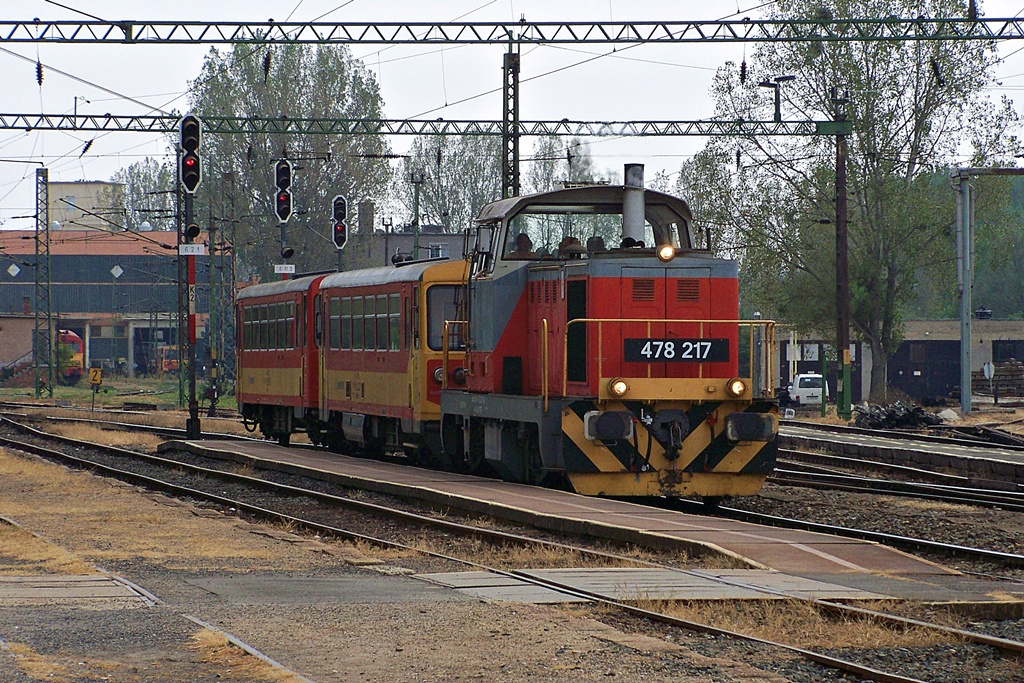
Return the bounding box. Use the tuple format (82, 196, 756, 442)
(236, 164, 778, 501)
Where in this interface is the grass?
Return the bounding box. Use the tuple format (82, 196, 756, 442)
(43, 423, 165, 450)
(189, 629, 306, 682)
(0, 448, 322, 570)
(0, 523, 97, 575)
(621, 598, 960, 650)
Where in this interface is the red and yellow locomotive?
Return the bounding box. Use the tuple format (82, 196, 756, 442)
(236, 166, 777, 501)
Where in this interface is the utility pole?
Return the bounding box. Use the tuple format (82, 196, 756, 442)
(501, 34, 520, 199)
(33, 167, 54, 398)
(410, 172, 425, 260)
(948, 167, 1024, 414)
(833, 88, 852, 420)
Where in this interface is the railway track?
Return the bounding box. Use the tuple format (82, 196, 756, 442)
(3, 415, 1024, 682)
(782, 419, 1024, 452)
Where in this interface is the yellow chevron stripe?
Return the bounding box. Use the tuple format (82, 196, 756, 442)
(561, 408, 627, 473)
(712, 441, 770, 473)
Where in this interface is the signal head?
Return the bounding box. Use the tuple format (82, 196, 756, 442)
(184, 223, 200, 240)
(274, 160, 292, 191)
(331, 195, 348, 250)
(179, 115, 201, 153)
(180, 151, 201, 194)
(274, 189, 293, 223)
(280, 246, 295, 259)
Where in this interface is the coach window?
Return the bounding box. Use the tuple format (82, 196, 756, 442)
(276, 303, 287, 350)
(389, 293, 401, 351)
(427, 284, 461, 351)
(364, 296, 377, 350)
(341, 298, 352, 349)
(329, 297, 341, 350)
(376, 295, 389, 350)
(269, 303, 279, 350)
(260, 304, 269, 351)
(242, 306, 251, 351)
(286, 301, 296, 349)
(352, 297, 364, 350)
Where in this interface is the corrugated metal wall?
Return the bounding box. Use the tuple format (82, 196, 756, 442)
(0, 254, 220, 315)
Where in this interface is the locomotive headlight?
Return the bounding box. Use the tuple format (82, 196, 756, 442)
(433, 367, 445, 384)
(657, 244, 676, 262)
(726, 378, 748, 397)
(608, 378, 629, 397)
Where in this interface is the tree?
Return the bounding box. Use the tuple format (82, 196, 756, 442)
(524, 136, 604, 194)
(396, 135, 502, 234)
(692, 0, 1019, 400)
(106, 157, 178, 232)
(188, 42, 392, 280)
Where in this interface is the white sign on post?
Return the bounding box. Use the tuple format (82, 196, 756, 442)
(983, 362, 995, 380)
(179, 244, 206, 256)
(274, 264, 296, 274)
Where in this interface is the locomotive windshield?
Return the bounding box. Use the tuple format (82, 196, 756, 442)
(502, 204, 684, 261)
(426, 284, 466, 351)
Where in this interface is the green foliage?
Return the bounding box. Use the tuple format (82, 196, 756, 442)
(188, 42, 392, 280)
(397, 135, 502, 233)
(106, 157, 178, 232)
(688, 0, 1019, 399)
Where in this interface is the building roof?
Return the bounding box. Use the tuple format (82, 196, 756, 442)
(0, 229, 183, 257)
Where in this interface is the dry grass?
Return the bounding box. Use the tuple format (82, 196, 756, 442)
(631, 598, 961, 650)
(0, 523, 96, 575)
(43, 423, 165, 450)
(189, 629, 306, 682)
(0, 448, 332, 571)
(344, 533, 740, 571)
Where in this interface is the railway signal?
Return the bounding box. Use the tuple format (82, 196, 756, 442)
(332, 194, 348, 249)
(274, 160, 293, 223)
(179, 114, 201, 194)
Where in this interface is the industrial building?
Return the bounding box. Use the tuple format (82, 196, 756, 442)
(0, 227, 227, 380)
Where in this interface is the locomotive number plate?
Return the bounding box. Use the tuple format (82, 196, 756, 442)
(624, 338, 729, 362)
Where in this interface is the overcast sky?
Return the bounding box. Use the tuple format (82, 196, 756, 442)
(2, 0, 1024, 231)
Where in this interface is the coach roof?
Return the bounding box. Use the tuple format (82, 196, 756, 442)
(236, 273, 325, 301)
(319, 261, 440, 290)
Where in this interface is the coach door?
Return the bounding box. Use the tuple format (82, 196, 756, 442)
(298, 294, 306, 398)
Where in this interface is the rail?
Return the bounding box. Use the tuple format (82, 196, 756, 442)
(562, 318, 775, 397)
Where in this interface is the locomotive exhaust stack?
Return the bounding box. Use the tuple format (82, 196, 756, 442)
(622, 163, 646, 246)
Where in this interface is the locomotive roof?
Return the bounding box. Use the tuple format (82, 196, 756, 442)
(475, 185, 693, 225)
(236, 273, 324, 300)
(319, 261, 440, 289)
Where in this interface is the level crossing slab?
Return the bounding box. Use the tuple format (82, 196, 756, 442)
(166, 439, 958, 579)
(417, 568, 888, 604)
(0, 575, 151, 604)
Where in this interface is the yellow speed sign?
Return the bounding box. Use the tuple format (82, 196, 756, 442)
(88, 367, 102, 385)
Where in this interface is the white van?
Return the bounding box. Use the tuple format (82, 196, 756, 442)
(788, 373, 829, 405)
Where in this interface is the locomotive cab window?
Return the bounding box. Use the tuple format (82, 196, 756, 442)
(502, 203, 686, 261)
(426, 285, 465, 351)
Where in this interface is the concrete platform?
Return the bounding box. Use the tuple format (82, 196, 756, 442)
(781, 423, 1024, 484)
(163, 438, 959, 584)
